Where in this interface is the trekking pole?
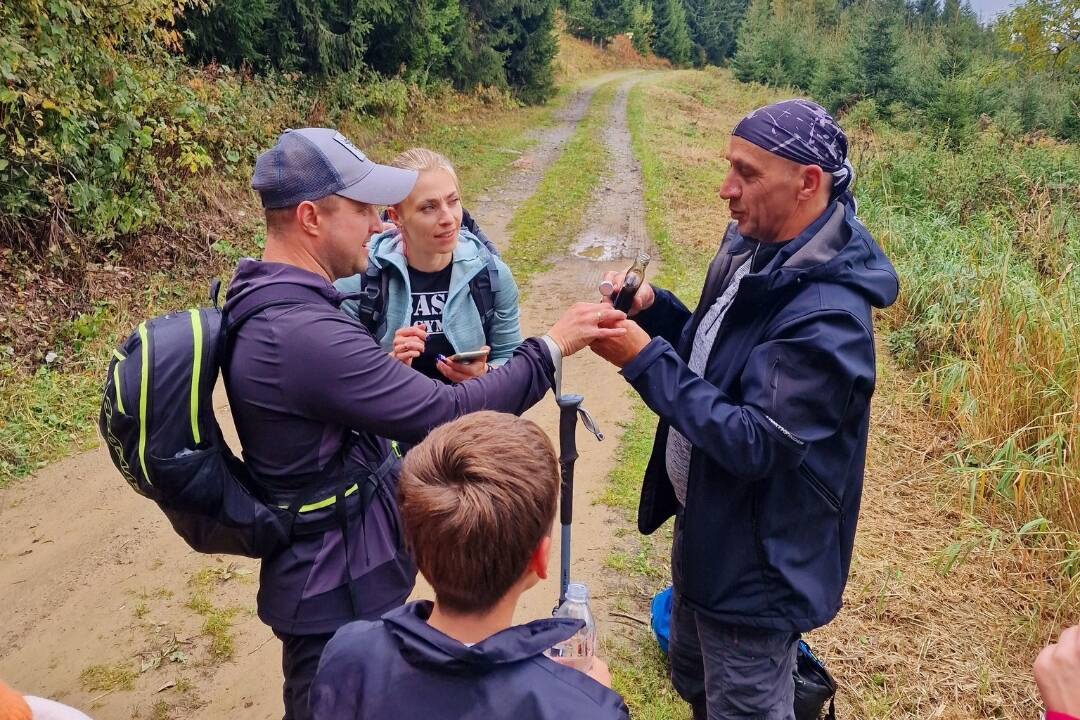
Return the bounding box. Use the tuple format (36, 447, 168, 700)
(556, 393, 604, 610)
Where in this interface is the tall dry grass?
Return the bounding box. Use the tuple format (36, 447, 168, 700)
(853, 112, 1080, 572)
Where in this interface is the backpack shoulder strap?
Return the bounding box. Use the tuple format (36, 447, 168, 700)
(354, 261, 388, 334)
(462, 208, 500, 257)
(219, 282, 332, 363)
(468, 247, 500, 338)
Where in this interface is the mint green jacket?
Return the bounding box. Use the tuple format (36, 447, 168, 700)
(335, 229, 522, 366)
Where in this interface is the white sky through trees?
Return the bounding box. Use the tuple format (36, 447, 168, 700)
(966, 0, 1020, 22)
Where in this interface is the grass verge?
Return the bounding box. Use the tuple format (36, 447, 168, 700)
(503, 81, 618, 287)
(599, 397, 685, 719)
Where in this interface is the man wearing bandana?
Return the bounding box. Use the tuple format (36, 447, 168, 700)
(592, 100, 900, 719)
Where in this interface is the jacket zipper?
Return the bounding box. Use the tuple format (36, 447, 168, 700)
(800, 465, 840, 512)
(771, 356, 781, 408)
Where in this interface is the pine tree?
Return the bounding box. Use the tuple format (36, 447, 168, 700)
(652, 0, 693, 64)
(910, 0, 939, 23)
(684, 0, 746, 65)
(181, 0, 274, 68)
(732, 0, 770, 82)
(855, 4, 902, 105)
(504, 0, 558, 102)
(629, 0, 655, 54)
(364, 0, 461, 80)
(593, 0, 635, 36)
(182, 0, 381, 74)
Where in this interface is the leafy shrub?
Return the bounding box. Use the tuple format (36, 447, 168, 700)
(1, 0, 535, 261)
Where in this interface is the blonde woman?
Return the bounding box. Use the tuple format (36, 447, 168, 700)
(337, 148, 522, 383)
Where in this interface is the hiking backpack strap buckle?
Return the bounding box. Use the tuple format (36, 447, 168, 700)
(356, 262, 388, 334)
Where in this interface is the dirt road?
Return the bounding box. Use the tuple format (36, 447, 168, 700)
(0, 73, 651, 719)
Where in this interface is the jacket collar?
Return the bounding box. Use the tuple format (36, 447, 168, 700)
(383, 601, 583, 675)
(719, 199, 898, 308)
(725, 202, 846, 292)
(224, 258, 353, 313)
(367, 229, 489, 299)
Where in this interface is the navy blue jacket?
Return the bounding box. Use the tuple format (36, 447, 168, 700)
(310, 601, 629, 719)
(223, 260, 556, 635)
(625, 201, 899, 632)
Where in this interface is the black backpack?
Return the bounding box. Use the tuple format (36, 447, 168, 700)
(357, 208, 501, 336)
(794, 640, 837, 720)
(99, 281, 392, 559)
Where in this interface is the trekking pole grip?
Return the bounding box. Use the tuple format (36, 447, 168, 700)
(557, 394, 583, 527)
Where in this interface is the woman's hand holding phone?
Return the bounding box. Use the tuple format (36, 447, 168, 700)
(436, 346, 490, 383)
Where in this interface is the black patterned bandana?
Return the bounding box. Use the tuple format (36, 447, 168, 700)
(732, 99, 855, 205)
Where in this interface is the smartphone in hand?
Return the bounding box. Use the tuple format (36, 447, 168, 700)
(448, 349, 488, 364)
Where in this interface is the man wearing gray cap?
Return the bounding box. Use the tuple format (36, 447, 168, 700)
(225, 128, 624, 720)
(592, 101, 900, 718)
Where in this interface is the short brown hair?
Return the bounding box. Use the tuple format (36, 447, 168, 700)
(263, 194, 351, 232)
(399, 411, 559, 614)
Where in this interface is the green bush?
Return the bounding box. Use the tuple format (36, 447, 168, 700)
(1, 0, 197, 247)
(1, 0, 545, 260)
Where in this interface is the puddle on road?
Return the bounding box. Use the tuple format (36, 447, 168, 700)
(571, 229, 638, 261)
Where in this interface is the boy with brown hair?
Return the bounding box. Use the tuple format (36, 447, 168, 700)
(309, 411, 628, 719)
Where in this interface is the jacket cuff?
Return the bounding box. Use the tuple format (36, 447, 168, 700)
(620, 337, 672, 382)
(633, 288, 673, 336)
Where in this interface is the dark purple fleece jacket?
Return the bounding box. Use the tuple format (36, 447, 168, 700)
(224, 259, 556, 634)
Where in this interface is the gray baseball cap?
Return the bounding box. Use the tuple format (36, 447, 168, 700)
(251, 128, 418, 209)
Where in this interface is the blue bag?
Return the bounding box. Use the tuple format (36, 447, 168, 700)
(650, 585, 674, 654)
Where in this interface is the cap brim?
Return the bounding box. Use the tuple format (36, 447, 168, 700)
(336, 164, 418, 205)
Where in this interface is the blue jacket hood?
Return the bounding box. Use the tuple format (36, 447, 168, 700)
(732, 201, 899, 310)
(384, 601, 583, 674)
(311, 601, 629, 719)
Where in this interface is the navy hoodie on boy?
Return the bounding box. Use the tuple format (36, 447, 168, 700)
(310, 601, 629, 719)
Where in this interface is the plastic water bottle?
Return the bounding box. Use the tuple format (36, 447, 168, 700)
(547, 582, 597, 672)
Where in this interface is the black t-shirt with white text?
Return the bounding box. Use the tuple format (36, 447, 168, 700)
(408, 264, 455, 382)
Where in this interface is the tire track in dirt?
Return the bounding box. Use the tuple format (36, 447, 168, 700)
(0, 72, 653, 719)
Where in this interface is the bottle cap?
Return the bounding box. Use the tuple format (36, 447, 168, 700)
(566, 582, 589, 602)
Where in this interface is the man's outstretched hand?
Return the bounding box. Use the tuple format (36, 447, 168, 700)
(590, 319, 651, 368)
(546, 303, 627, 357)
